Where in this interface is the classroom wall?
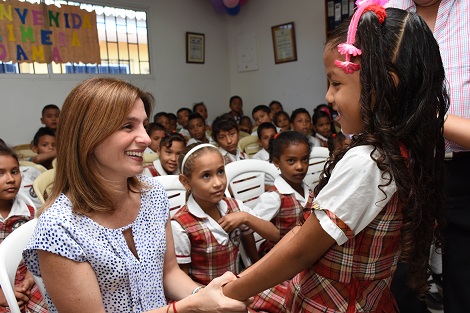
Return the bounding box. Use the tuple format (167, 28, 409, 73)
(0, 0, 327, 146)
(227, 0, 327, 116)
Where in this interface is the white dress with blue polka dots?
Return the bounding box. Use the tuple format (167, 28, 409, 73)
(23, 176, 169, 313)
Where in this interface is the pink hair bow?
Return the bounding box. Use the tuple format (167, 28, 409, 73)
(335, 0, 388, 74)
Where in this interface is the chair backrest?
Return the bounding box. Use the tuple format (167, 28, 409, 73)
(154, 175, 187, 218)
(19, 161, 47, 173)
(303, 147, 329, 190)
(0, 219, 46, 313)
(14, 149, 37, 161)
(224, 159, 279, 208)
(237, 135, 261, 159)
(33, 168, 56, 204)
(143, 153, 159, 166)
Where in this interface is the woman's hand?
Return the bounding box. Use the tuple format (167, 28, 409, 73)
(191, 272, 250, 312)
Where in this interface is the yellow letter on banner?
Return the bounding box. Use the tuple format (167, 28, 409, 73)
(32, 45, 45, 62)
(0, 4, 13, 22)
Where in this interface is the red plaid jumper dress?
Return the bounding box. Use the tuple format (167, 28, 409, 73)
(0, 205, 48, 313)
(285, 194, 402, 313)
(172, 198, 242, 286)
(258, 188, 315, 255)
(249, 189, 314, 313)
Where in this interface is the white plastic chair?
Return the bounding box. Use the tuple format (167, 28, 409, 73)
(237, 135, 261, 159)
(19, 161, 47, 174)
(224, 159, 279, 208)
(224, 159, 280, 270)
(33, 168, 56, 205)
(0, 219, 46, 313)
(303, 147, 329, 190)
(154, 175, 187, 218)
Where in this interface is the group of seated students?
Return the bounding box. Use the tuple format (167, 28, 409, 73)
(0, 95, 349, 312)
(138, 97, 351, 312)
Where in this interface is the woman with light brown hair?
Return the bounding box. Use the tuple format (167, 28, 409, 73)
(22, 77, 247, 313)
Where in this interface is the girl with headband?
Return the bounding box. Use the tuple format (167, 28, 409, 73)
(171, 143, 279, 286)
(223, 1, 448, 311)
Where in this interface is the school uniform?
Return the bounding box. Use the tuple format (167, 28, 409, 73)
(186, 136, 216, 146)
(20, 165, 42, 208)
(308, 135, 322, 148)
(315, 133, 329, 148)
(0, 194, 46, 313)
(171, 195, 254, 285)
(218, 147, 247, 164)
(253, 176, 314, 255)
(142, 159, 179, 177)
(251, 148, 269, 161)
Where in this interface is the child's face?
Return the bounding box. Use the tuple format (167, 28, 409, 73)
(157, 141, 185, 174)
(168, 118, 177, 132)
(195, 105, 208, 121)
(314, 116, 332, 137)
(41, 108, 60, 130)
(253, 110, 272, 126)
(156, 116, 171, 131)
(324, 45, 363, 135)
(269, 103, 282, 114)
(148, 129, 165, 152)
(216, 128, 239, 155)
(275, 114, 290, 132)
(273, 142, 310, 186)
(0, 155, 21, 203)
(180, 150, 226, 208)
(33, 135, 56, 154)
(177, 110, 190, 129)
(291, 113, 312, 136)
(258, 128, 277, 151)
(188, 118, 206, 141)
(239, 118, 252, 133)
(229, 98, 243, 115)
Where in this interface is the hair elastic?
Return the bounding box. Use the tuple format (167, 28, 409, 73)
(181, 143, 216, 174)
(335, 0, 388, 74)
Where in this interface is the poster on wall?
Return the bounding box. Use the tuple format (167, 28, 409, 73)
(0, 0, 100, 64)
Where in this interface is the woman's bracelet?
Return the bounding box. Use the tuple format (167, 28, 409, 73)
(191, 286, 204, 294)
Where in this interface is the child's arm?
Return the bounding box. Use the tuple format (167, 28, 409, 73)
(30, 150, 56, 164)
(218, 211, 280, 242)
(223, 214, 336, 301)
(240, 233, 260, 264)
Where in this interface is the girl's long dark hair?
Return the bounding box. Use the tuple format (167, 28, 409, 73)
(317, 8, 448, 297)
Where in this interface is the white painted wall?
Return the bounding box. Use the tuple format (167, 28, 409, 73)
(227, 0, 327, 116)
(0, 0, 327, 146)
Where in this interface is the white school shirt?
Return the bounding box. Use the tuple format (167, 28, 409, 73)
(20, 165, 42, 209)
(144, 147, 156, 154)
(253, 176, 310, 222)
(218, 147, 246, 163)
(171, 195, 255, 264)
(141, 159, 179, 177)
(251, 148, 269, 161)
(0, 192, 35, 222)
(309, 135, 322, 147)
(312, 145, 397, 245)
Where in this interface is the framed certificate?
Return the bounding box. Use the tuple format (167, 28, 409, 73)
(186, 32, 205, 64)
(271, 22, 297, 64)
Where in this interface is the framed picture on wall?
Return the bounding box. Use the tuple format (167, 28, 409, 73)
(186, 32, 205, 64)
(271, 22, 297, 64)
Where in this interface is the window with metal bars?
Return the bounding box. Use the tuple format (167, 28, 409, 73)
(0, 0, 150, 74)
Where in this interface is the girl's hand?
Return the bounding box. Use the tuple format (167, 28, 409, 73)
(13, 286, 30, 309)
(192, 271, 250, 312)
(218, 212, 246, 232)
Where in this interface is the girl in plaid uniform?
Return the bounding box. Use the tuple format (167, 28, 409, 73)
(171, 143, 278, 285)
(0, 145, 47, 313)
(254, 131, 314, 256)
(142, 132, 185, 177)
(224, 2, 447, 312)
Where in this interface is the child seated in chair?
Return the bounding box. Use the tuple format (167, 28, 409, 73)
(145, 122, 166, 153)
(186, 113, 216, 146)
(177, 107, 192, 141)
(30, 127, 56, 170)
(142, 132, 186, 177)
(290, 108, 321, 147)
(171, 143, 279, 285)
(211, 115, 247, 164)
(40, 104, 60, 133)
(0, 144, 47, 312)
(251, 122, 277, 162)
